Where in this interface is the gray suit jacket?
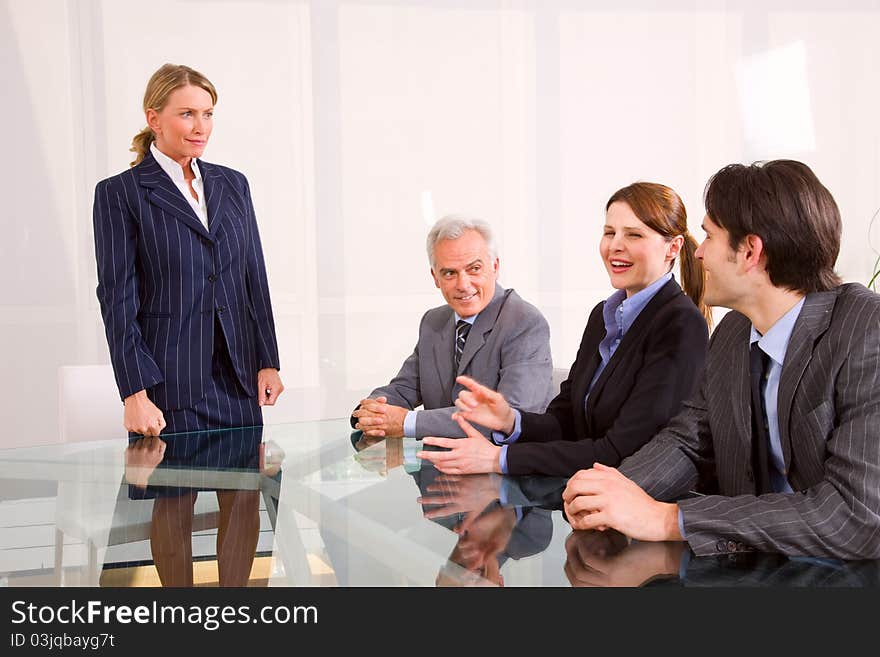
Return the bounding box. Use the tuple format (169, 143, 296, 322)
(619, 283, 880, 559)
(366, 283, 553, 439)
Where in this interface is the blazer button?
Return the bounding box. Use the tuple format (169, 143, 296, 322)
(217, 306, 225, 314)
(207, 274, 217, 283)
(727, 540, 737, 552)
(746, 470, 754, 482)
(715, 540, 726, 553)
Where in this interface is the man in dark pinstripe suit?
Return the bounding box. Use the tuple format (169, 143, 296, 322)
(563, 160, 880, 559)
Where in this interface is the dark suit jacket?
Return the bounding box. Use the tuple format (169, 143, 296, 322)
(619, 284, 880, 559)
(359, 284, 553, 438)
(506, 279, 708, 477)
(93, 152, 280, 410)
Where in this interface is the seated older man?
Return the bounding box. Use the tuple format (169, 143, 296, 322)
(352, 215, 553, 440)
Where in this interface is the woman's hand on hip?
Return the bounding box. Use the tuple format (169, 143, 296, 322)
(257, 368, 284, 406)
(123, 390, 166, 436)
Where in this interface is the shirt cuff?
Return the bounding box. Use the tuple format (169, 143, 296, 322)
(677, 508, 688, 541)
(497, 480, 521, 521)
(679, 543, 692, 580)
(491, 409, 522, 445)
(499, 445, 509, 474)
(403, 410, 417, 438)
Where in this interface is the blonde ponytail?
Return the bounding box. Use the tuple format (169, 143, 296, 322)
(129, 126, 154, 167)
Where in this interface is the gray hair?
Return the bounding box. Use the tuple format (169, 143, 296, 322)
(426, 214, 498, 268)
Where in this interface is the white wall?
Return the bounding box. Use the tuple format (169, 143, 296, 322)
(2, 0, 878, 447)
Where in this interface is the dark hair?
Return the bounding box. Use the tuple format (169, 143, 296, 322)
(704, 160, 841, 293)
(607, 182, 712, 327)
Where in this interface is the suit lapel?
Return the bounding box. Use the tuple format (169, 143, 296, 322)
(572, 326, 603, 412)
(137, 152, 213, 241)
(571, 325, 602, 436)
(432, 311, 456, 399)
(776, 291, 836, 469)
(587, 279, 678, 410)
(456, 284, 508, 375)
(199, 160, 227, 236)
(732, 329, 752, 453)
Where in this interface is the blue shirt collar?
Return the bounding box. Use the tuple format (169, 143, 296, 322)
(602, 271, 673, 335)
(454, 312, 477, 325)
(749, 298, 806, 366)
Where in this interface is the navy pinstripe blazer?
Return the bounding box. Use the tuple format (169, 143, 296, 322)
(619, 284, 880, 559)
(93, 151, 280, 410)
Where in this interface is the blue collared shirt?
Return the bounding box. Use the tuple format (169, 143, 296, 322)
(404, 312, 477, 438)
(497, 273, 673, 473)
(677, 297, 805, 539)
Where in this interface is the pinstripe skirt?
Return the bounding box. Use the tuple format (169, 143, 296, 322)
(126, 321, 264, 499)
(158, 319, 263, 434)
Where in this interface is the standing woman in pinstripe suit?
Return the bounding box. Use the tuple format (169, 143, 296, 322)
(93, 63, 283, 438)
(93, 64, 283, 585)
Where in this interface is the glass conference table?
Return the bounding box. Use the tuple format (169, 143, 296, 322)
(1, 418, 878, 587)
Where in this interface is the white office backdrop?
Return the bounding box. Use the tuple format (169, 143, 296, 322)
(1, 0, 879, 448)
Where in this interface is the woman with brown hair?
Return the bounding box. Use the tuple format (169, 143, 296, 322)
(418, 182, 710, 477)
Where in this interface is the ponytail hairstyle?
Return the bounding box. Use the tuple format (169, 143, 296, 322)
(129, 63, 218, 167)
(606, 182, 712, 328)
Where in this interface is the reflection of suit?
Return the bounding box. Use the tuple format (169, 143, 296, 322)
(668, 552, 880, 587)
(620, 284, 880, 559)
(360, 283, 553, 438)
(507, 279, 707, 476)
(93, 152, 279, 413)
(127, 426, 263, 500)
(411, 464, 554, 564)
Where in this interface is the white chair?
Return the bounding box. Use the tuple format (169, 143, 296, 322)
(54, 365, 283, 586)
(54, 365, 219, 584)
(55, 365, 128, 583)
(551, 367, 570, 395)
(58, 364, 124, 444)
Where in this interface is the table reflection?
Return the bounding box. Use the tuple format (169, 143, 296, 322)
(350, 432, 561, 586)
(415, 471, 554, 587)
(564, 530, 685, 587)
(563, 528, 880, 587)
(122, 427, 283, 587)
(1, 419, 877, 588)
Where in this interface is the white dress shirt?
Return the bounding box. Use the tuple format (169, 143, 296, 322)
(150, 142, 209, 229)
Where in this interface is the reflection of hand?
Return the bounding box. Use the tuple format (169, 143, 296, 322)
(354, 433, 383, 452)
(417, 415, 502, 474)
(564, 530, 686, 587)
(416, 473, 502, 525)
(124, 436, 167, 488)
(453, 375, 515, 433)
(351, 397, 407, 438)
(123, 390, 166, 436)
(438, 505, 516, 587)
(562, 464, 681, 541)
(257, 368, 284, 406)
(457, 505, 516, 562)
(352, 436, 404, 475)
(259, 440, 284, 477)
